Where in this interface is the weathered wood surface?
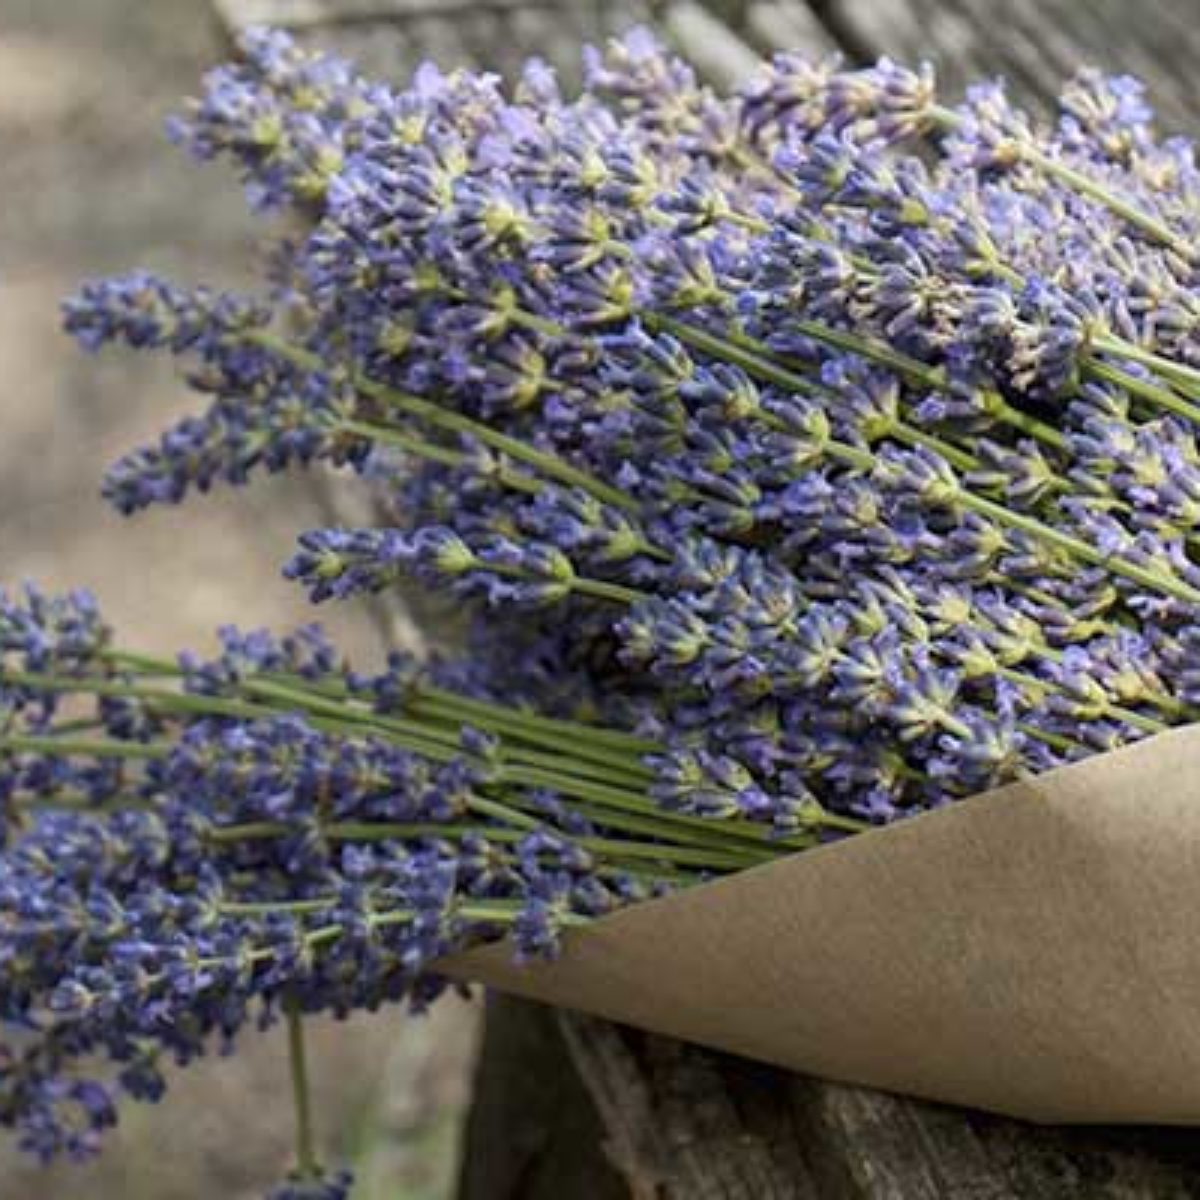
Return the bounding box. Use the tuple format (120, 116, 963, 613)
(216, 0, 656, 84)
(215, 0, 772, 85)
(828, 0, 1200, 130)
(463, 1000, 1200, 1199)
(217, 2, 1200, 1196)
(215, 0, 1200, 130)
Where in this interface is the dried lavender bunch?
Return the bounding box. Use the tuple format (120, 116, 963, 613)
(64, 30, 1200, 818)
(0, 584, 840, 1182)
(39, 23, 1200, 1193)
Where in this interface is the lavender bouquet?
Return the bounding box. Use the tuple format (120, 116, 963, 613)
(8, 26, 1200, 1193)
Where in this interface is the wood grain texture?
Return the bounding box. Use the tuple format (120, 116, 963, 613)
(217, 0, 655, 85)
(655, 1, 763, 87)
(456, 997, 629, 1200)
(494, 1006, 1200, 1200)
(456, 1000, 1200, 1199)
(821, 0, 1200, 128)
(740, 0, 838, 58)
(214, 0, 557, 29)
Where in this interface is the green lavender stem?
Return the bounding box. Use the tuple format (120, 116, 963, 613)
(408, 696, 654, 784)
(642, 312, 983, 469)
(649, 315, 1200, 605)
(1084, 352, 1200, 421)
(992, 666, 1164, 735)
(249, 329, 639, 514)
(105, 647, 659, 756)
(456, 552, 647, 605)
(740, 118, 1200, 435)
(284, 998, 320, 1184)
(228, 676, 658, 792)
(960, 490, 1200, 602)
(221, 897, 341, 917)
(1090, 335, 1200, 395)
(337, 417, 542, 494)
(165, 901, 583, 991)
(0, 671, 806, 858)
(0, 670, 657, 805)
(208, 817, 761, 872)
(0, 734, 167, 759)
(101, 652, 660, 783)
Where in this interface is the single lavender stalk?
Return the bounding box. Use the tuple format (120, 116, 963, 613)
(283, 999, 322, 1187)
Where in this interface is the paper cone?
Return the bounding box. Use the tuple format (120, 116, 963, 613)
(442, 725, 1200, 1124)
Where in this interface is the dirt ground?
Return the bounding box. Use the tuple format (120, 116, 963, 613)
(0, 1, 481, 1195)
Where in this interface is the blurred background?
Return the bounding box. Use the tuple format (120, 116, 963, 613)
(0, 1, 486, 1196)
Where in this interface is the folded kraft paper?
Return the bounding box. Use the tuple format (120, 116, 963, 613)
(447, 726, 1200, 1124)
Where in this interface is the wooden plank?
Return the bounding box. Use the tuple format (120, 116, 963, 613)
(657, 1, 764, 88)
(213, 0, 559, 30)
(217, 0, 833, 94)
(822, 0, 1200, 128)
(463, 1003, 1200, 1200)
(456, 997, 631, 1200)
(214, 0, 655, 83)
(461, 1001, 1200, 1200)
(742, 0, 840, 59)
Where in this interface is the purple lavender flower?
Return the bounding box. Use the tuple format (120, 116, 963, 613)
(44, 33, 1200, 1195)
(267, 1168, 355, 1200)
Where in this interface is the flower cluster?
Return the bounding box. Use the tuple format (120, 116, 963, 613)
(42, 24, 1200, 1196)
(0, 586, 798, 1185)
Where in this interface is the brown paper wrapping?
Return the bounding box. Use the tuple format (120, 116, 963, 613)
(441, 725, 1200, 1124)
